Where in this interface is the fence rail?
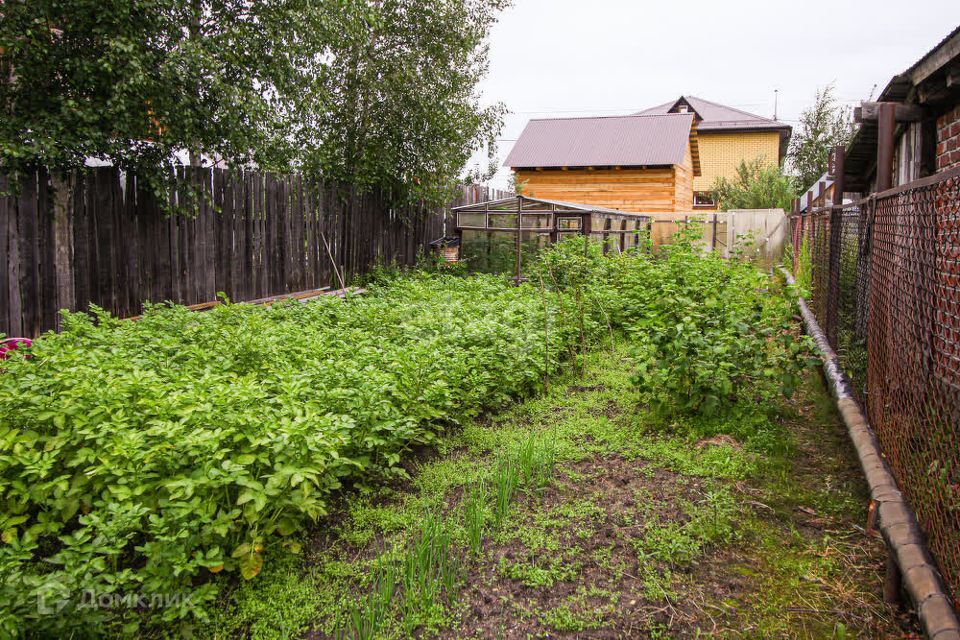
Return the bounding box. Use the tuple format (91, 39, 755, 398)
(0, 167, 506, 337)
(791, 165, 960, 611)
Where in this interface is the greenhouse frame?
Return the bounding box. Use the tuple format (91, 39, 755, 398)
(451, 196, 651, 279)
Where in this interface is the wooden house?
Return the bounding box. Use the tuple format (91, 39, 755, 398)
(504, 113, 701, 212)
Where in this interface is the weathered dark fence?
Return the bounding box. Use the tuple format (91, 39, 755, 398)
(0, 167, 506, 337)
(791, 165, 960, 610)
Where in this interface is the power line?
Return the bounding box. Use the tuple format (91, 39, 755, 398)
(503, 98, 863, 118)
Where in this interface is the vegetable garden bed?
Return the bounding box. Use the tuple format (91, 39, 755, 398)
(0, 233, 920, 638)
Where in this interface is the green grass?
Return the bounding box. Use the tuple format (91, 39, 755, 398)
(202, 345, 905, 639)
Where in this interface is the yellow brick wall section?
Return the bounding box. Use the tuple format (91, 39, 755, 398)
(694, 131, 781, 192)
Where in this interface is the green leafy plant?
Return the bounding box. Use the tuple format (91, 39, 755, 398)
(796, 235, 814, 293)
(787, 83, 856, 192)
(0, 273, 577, 636)
(0, 228, 817, 637)
(712, 157, 797, 212)
(514, 433, 557, 494)
(622, 227, 816, 418)
(397, 511, 460, 637)
(492, 458, 519, 531)
(341, 558, 396, 640)
(463, 481, 489, 557)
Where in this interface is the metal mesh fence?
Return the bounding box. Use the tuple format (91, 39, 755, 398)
(792, 166, 960, 610)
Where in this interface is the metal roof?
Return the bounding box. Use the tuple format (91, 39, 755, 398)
(635, 95, 786, 130)
(634, 95, 791, 133)
(635, 95, 792, 162)
(503, 113, 695, 169)
(452, 195, 649, 217)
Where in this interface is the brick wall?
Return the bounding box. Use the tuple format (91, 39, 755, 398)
(693, 130, 782, 191)
(937, 105, 960, 172)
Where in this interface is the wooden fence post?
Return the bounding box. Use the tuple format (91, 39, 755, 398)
(50, 171, 76, 328)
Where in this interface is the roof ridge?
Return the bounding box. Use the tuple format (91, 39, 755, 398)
(682, 95, 778, 123)
(527, 112, 693, 123)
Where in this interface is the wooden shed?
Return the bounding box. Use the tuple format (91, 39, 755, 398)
(504, 113, 701, 212)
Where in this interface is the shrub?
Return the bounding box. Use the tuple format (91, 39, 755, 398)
(711, 157, 797, 212)
(620, 228, 815, 417)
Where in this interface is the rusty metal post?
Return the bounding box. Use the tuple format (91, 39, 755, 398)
(876, 103, 902, 606)
(884, 548, 903, 606)
(791, 198, 801, 273)
(877, 102, 903, 605)
(582, 211, 592, 256)
(832, 145, 845, 206)
(877, 103, 896, 192)
(825, 146, 845, 347)
(515, 195, 522, 285)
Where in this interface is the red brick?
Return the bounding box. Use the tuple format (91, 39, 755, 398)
(936, 106, 960, 171)
(947, 150, 960, 170)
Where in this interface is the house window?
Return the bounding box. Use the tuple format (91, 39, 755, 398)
(694, 191, 716, 208)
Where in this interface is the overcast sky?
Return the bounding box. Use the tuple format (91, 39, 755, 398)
(467, 0, 960, 189)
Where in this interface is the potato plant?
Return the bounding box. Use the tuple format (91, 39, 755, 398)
(0, 274, 577, 636)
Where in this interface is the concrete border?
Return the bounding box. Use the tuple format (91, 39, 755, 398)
(780, 268, 960, 640)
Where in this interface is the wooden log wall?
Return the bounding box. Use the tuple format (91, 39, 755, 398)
(0, 167, 504, 337)
(513, 167, 680, 212)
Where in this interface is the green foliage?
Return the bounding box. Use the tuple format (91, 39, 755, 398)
(341, 558, 396, 640)
(540, 603, 605, 632)
(514, 432, 557, 494)
(621, 227, 816, 418)
(634, 488, 738, 567)
(207, 552, 327, 640)
(0, 0, 507, 207)
(300, 0, 509, 206)
(395, 512, 460, 637)
(711, 157, 797, 212)
(337, 431, 560, 637)
(787, 84, 855, 192)
(0, 273, 573, 636)
(338, 510, 461, 640)
(492, 457, 520, 530)
(529, 236, 626, 371)
(0, 1, 326, 189)
(795, 236, 813, 293)
(463, 482, 488, 556)
(0, 230, 819, 637)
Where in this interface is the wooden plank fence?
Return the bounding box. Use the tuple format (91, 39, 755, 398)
(1, 167, 507, 337)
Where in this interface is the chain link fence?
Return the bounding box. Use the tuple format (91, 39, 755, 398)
(792, 166, 960, 610)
